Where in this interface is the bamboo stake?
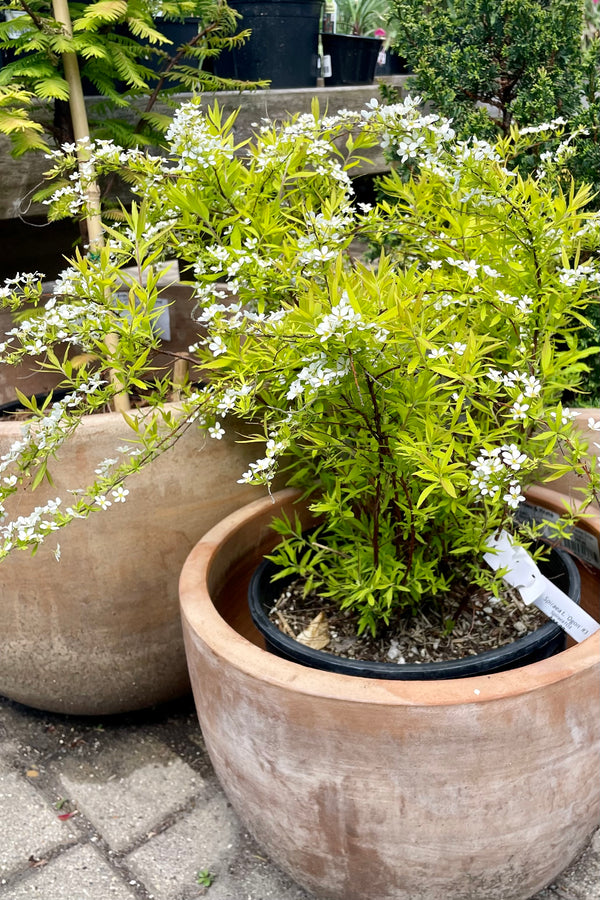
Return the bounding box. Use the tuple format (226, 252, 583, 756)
(51, 0, 131, 413)
(170, 357, 190, 402)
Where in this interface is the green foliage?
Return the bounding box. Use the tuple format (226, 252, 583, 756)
(390, 0, 585, 137)
(195, 869, 215, 887)
(0, 0, 263, 155)
(336, 0, 390, 35)
(564, 299, 600, 405)
(0, 99, 598, 633)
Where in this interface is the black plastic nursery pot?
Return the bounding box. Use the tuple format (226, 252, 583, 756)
(143, 18, 203, 87)
(248, 544, 581, 679)
(0, 388, 72, 416)
(321, 32, 382, 86)
(374, 49, 409, 77)
(213, 0, 323, 88)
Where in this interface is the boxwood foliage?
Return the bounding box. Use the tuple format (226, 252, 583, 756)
(386, 0, 600, 404)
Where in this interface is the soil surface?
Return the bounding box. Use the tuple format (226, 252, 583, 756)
(268, 580, 549, 665)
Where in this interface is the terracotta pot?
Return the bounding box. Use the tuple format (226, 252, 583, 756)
(0, 408, 266, 715)
(543, 407, 600, 510)
(0, 306, 65, 406)
(180, 487, 600, 900)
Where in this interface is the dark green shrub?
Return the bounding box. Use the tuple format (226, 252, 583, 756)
(390, 0, 585, 137)
(386, 0, 600, 405)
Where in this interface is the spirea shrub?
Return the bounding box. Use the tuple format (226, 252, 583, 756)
(0, 97, 598, 633)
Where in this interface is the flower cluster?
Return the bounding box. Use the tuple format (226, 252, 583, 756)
(469, 445, 530, 508)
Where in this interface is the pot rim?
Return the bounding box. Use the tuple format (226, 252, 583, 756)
(0, 399, 190, 435)
(179, 487, 600, 708)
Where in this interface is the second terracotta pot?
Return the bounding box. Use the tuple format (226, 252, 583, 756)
(0, 408, 266, 715)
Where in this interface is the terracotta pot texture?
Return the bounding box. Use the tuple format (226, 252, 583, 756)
(0, 409, 266, 715)
(0, 306, 65, 405)
(179, 486, 600, 900)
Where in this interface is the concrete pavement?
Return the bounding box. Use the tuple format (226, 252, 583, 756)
(0, 693, 598, 900)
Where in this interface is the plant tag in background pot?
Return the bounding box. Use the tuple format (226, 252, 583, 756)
(322, 55, 332, 78)
(484, 531, 600, 642)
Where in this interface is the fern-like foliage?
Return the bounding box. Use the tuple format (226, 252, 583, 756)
(0, 0, 261, 158)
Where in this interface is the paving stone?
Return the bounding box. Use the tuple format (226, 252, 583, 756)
(0, 703, 21, 756)
(0, 762, 71, 875)
(126, 794, 239, 900)
(1, 697, 597, 900)
(127, 794, 312, 900)
(208, 851, 315, 900)
(531, 828, 600, 900)
(0, 844, 137, 899)
(59, 733, 203, 852)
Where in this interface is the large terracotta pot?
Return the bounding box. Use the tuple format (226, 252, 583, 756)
(0, 280, 268, 715)
(0, 408, 266, 715)
(179, 487, 600, 900)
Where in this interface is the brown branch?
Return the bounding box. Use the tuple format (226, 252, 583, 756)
(142, 21, 221, 117)
(19, 0, 44, 31)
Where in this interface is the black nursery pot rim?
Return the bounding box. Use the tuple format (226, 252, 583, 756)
(248, 545, 581, 680)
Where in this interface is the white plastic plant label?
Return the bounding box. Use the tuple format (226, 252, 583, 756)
(4, 9, 29, 39)
(322, 55, 333, 78)
(152, 295, 172, 342)
(484, 530, 600, 643)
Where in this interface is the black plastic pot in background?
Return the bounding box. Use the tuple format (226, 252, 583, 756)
(0, 388, 72, 416)
(320, 33, 382, 86)
(213, 0, 323, 89)
(248, 543, 581, 680)
(0, 217, 81, 282)
(141, 18, 205, 88)
(374, 49, 409, 77)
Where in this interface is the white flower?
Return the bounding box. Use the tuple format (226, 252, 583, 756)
(427, 347, 447, 359)
(511, 396, 530, 421)
(502, 444, 527, 471)
(496, 290, 517, 305)
(208, 336, 227, 357)
(521, 375, 541, 398)
(461, 259, 479, 278)
(112, 487, 129, 503)
(550, 408, 578, 425)
(95, 495, 111, 510)
(587, 417, 600, 432)
(66, 506, 86, 519)
(482, 265, 500, 278)
(503, 483, 525, 509)
(517, 294, 534, 313)
(287, 380, 304, 400)
(208, 422, 225, 440)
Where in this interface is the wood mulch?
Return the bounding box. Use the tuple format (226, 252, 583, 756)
(268, 579, 549, 665)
